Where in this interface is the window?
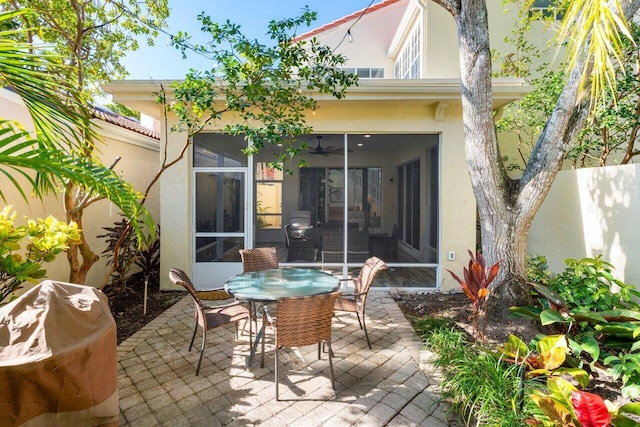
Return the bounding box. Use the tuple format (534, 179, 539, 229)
(398, 159, 420, 250)
(256, 162, 283, 229)
(395, 23, 421, 79)
(529, 0, 564, 20)
(339, 67, 384, 79)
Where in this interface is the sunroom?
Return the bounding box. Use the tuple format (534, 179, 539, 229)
(192, 132, 440, 289)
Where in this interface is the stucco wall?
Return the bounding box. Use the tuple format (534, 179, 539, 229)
(0, 89, 160, 294)
(529, 163, 640, 286)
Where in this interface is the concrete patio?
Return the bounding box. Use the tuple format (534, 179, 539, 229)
(116, 291, 461, 426)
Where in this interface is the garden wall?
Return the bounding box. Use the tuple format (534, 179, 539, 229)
(529, 162, 640, 286)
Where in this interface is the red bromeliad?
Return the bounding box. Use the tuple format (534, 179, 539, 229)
(447, 250, 500, 340)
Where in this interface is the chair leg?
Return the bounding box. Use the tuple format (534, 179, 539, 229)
(196, 328, 207, 376)
(275, 346, 279, 401)
(260, 322, 266, 368)
(362, 313, 372, 349)
(327, 341, 335, 389)
(317, 342, 321, 360)
(189, 321, 198, 351)
(355, 311, 363, 330)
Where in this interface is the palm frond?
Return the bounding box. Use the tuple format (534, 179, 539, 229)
(0, 9, 95, 150)
(559, 0, 633, 107)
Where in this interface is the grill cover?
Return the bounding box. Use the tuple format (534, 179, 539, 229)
(0, 281, 118, 426)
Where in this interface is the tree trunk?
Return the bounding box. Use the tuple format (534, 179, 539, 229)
(65, 185, 99, 284)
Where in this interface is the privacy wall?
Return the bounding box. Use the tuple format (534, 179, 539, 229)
(529, 163, 640, 286)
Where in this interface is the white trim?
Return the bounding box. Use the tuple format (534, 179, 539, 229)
(388, 0, 425, 58)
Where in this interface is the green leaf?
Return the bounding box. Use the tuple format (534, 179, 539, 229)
(509, 305, 542, 321)
(596, 323, 640, 339)
(601, 309, 640, 322)
(497, 333, 530, 362)
(541, 309, 572, 326)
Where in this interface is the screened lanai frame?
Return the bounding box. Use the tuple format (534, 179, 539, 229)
(191, 132, 441, 291)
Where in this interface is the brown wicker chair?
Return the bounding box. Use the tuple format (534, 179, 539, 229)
(334, 256, 387, 349)
(239, 247, 279, 339)
(239, 247, 279, 272)
(260, 291, 342, 400)
(169, 268, 250, 375)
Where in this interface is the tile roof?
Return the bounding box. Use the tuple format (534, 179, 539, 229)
(294, 0, 404, 41)
(91, 107, 159, 140)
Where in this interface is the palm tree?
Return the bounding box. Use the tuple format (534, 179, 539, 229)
(0, 9, 153, 262)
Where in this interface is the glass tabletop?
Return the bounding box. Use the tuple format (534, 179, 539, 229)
(224, 268, 340, 301)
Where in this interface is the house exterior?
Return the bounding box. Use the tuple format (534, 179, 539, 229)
(106, 0, 558, 292)
(0, 87, 161, 289)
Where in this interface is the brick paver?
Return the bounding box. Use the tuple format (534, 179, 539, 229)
(117, 291, 462, 426)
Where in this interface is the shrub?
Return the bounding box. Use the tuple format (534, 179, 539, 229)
(0, 206, 80, 303)
(527, 254, 551, 286)
(549, 255, 640, 312)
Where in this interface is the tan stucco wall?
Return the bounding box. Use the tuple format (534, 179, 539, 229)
(424, 2, 558, 79)
(0, 89, 160, 294)
(529, 163, 640, 287)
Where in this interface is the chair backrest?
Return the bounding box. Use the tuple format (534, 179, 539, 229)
(354, 256, 387, 298)
(276, 291, 341, 348)
(239, 247, 279, 272)
(169, 268, 201, 306)
(169, 268, 207, 327)
(347, 229, 369, 262)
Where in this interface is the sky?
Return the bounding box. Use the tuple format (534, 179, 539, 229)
(120, 0, 375, 81)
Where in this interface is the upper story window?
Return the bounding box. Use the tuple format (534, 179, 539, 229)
(339, 67, 384, 79)
(394, 23, 421, 79)
(529, 0, 564, 20)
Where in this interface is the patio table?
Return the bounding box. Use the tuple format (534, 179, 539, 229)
(224, 268, 340, 365)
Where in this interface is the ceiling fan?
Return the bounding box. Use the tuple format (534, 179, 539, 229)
(306, 136, 350, 156)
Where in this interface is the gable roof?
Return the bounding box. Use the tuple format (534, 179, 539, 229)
(92, 106, 159, 140)
(294, 0, 404, 41)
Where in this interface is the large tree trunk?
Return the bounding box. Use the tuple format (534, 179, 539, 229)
(430, 0, 640, 321)
(451, 0, 534, 312)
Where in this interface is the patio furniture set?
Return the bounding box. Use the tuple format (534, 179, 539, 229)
(169, 249, 387, 400)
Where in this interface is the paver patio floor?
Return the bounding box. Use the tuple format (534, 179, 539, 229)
(116, 291, 460, 426)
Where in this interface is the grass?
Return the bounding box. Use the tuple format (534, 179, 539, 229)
(413, 316, 539, 426)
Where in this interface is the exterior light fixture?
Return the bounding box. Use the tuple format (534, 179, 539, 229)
(347, 30, 354, 43)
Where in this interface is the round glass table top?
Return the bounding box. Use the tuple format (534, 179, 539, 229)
(224, 268, 340, 301)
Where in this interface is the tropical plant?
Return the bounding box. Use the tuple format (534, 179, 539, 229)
(99, 217, 160, 294)
(550, 256, 640, 313)
(0, 206, 80, 303)
(497, 333, 589, 387)
(528, 376, 640, 427)
(447, 250, 500, 341)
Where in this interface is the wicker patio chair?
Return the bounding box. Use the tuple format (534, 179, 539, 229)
(169, 268, 250, 375)
(260, 291, 342, 400)
(239, 247, 279, 272)
(239, 247, 280, 338)
(334, 256, 387, 349)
